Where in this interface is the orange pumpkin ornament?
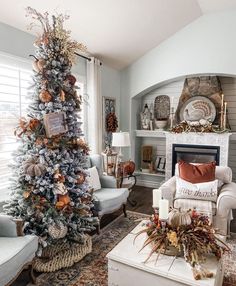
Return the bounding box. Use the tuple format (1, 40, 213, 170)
(30, 55, 45, 73)
(58, 194, 70, 205)
(39, 90, 52, 103)
(29, 118, 40, 130)
(56, 201, 64, 209)
(23, 191, 31, 199)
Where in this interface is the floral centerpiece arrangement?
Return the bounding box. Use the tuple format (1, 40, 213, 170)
(135, 208, 229, 280)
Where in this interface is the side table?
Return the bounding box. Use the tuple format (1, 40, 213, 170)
(116, 174, 140, 206)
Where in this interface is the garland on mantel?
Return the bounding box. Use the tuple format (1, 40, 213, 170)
(170, 120, 230, 134)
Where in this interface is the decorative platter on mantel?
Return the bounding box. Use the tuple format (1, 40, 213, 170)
(179, 96, 216, 122)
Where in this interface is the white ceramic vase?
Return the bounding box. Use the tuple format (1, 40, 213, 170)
(155, 119, 168, 130)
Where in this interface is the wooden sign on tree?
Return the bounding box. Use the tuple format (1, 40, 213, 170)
(43, 112, 68, 138)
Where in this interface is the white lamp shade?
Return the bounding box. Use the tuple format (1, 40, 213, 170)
(112, 132, 130, 147)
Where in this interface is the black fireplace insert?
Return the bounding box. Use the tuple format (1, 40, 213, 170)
(172, 144, 220, 176)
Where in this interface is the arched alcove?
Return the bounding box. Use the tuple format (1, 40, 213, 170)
(130, 74, 236, 187)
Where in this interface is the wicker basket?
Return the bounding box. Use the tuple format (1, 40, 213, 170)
(33, 234, 92, 272)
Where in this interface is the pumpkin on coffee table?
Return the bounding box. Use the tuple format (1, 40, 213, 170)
(168, 208, 192, 228)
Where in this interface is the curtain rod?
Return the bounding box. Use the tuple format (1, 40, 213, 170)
(74, 52, 91, 61)
(74, 52, 102, 65)
(29, 53, 102, 65)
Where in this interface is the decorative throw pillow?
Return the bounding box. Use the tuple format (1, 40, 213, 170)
(87, 166, 101, 191)
(175, 176, 218, 202)
(178, 160, 216, 183)
(0, 215, 18, 237)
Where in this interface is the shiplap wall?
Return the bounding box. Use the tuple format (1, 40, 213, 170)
(140, 76, 236, 180)
(222, 77, 236, 179)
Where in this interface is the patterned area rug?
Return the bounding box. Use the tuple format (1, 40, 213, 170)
(32, 211, 236, 286)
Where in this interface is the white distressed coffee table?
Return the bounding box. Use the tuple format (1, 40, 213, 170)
(107, 221, 224, 286)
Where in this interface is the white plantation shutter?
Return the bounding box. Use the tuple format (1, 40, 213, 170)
(0, 53, 87, 202)
(0, 63, 32, 202)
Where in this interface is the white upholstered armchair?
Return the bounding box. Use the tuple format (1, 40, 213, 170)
(159, 166, 236, 235)
(88, 154, 129, 233)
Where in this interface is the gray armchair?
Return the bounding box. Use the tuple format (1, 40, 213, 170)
(89, 154, 129, 231)
(0, 214, 38, 285)
(159, 165, 236, 236)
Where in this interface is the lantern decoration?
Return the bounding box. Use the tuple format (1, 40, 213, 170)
(102, 149, 117, 176)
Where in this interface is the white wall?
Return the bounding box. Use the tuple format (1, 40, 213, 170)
(120, 9, 236, 158)
(101, 65, 121, 120)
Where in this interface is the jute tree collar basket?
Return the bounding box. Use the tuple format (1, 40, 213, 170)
(33, 234, 92, 272)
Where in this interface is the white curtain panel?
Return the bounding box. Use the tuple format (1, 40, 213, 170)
(87, 57, 103, 154)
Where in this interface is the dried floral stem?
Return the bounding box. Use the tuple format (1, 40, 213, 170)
(134, 210, 230, 280)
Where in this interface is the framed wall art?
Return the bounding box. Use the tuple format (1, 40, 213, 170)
(43, 112, 68, 138)
(102, 97, 118, 149)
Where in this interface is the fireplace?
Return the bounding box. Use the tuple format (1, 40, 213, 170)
(172, 144, 220, 176)
(165, 133, 231, 179)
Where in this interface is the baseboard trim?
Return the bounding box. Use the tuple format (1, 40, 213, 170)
(136, 179, 162, 188)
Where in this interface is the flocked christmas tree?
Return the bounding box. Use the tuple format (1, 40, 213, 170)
(4, 8, 97, 255)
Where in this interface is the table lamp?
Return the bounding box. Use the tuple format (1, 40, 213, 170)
(112, 131, 130, 162)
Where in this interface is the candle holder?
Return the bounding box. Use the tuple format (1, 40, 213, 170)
(220, 109, 224, 130)
(170, 107, 175, 129)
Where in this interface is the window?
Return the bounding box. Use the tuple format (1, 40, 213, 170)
(0, 63, 32, 202)
(0, 58, 87, 202)
(77, 81, 88, 140)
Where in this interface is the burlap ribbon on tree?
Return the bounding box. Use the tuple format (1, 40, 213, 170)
(33, 234, 92, 272)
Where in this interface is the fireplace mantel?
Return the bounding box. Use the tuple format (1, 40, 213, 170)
(135, 129, 236, 140)
(165, 132, 231, 179)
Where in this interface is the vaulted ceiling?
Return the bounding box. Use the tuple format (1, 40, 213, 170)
(0, 0, 235, 70)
